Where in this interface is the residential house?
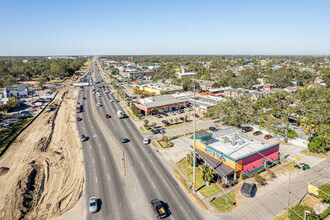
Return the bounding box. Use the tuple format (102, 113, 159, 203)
(283, 86, 298, 94)
(224, 89, 241, 97)
(195, 79, 219, 91)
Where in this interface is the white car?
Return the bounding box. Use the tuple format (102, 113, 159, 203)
(89, 197, 98, 214)
(110, 99, 114, 103)
(143, 138, 149, 145)
(97, 103, 102, 107)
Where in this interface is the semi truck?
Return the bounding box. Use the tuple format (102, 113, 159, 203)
(117, 110, 124, 119)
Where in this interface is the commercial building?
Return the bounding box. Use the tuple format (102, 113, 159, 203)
(134, 95, 188, 115)
(192, 128, 279, 182)
(6, 84, 28, 98)
(138, 83, 183, 95)
(177, 72, 196, 78)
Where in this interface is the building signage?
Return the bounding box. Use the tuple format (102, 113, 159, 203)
(307, 184, 319, 196)
(205, 147, 225, 162)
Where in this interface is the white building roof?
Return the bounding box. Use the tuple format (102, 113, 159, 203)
(206, 129, 279, 161)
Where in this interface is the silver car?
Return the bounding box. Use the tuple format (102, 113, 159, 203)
(89, 197, 98, 214)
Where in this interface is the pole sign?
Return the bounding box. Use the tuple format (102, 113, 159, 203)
(307, 184, 319, 197)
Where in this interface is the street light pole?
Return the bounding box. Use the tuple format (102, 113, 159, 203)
(304, 210, 310, 220)
(193, 79, 196, 193)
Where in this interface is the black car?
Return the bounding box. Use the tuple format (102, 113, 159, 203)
(209, 126, 217, 131)
(152, 129, 160, 134)
(121, 137, 129, 143)
(179, 117, 185, 121)
(242, 126, 253, 133)
(150, 199, 167, 219)
(83, 97, 87, 100)
(253, 131, 262, 136)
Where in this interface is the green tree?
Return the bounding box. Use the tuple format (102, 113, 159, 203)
(186, 152, 196, 166)
(6, 97, 18, 111)
(202, 165, 214, 183)
(174, 117, 179, 124)
(144, 119, 149, 126)
(207, 95, 255, 127)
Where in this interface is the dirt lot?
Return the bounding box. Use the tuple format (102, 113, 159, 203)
(0, 88, 84, 220)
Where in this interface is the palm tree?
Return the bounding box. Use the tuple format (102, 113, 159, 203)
(186, 152, 194, 166)
(174, 117, 179, 124)
(144, 119, 149, 126)
(202, 165, 214, 185)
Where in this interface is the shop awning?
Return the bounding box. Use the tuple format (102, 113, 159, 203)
(196, 148, 234, 177)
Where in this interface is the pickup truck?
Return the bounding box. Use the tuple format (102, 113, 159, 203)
(150, 199, 167, 219)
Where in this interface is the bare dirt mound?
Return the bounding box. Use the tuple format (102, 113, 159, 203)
(0, 88, 84, 220)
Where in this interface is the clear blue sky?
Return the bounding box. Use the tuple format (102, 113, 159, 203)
(1, 0, 329, 56)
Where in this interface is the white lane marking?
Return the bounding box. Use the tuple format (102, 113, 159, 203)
(95, 176, 98, 183)
(93, 158, 95, 164)
(89, 145, 91, 149)
(151, 181, 156, 189)
(103, 156, 105, 162)
(108, 174, 110, 181)
(140, 162, 145, 168)
(99, 144, 102, 148)
(132, 147, 136, 152)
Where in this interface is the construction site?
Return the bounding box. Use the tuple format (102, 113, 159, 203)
(0, 88, 84, 220)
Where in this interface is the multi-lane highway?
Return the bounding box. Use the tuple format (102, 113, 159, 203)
(76, 59, 213, 220)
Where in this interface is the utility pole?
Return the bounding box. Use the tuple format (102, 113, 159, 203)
(288, 171, 290, 208)
(193, 79, 196, 193)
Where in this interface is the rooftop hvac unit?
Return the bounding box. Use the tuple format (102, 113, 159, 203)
(238, 139, 245, 145)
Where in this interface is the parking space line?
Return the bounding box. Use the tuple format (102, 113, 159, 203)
(93, 158, 95, 164)
(103, 156, 105, 162)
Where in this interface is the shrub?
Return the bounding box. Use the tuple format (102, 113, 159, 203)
(318, 184, 330, 202)
(241, 175, 246, 180)
(288, 205, 318, 220)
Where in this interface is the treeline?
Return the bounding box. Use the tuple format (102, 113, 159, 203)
(207, 87, 330, 153)
(0, 57, 88, 87)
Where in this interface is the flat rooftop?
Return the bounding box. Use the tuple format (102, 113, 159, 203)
(204, 128, 279, 161)
(142, 83, 183, 92)
(138, 95, 186, 108)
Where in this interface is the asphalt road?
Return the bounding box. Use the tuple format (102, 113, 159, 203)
(76, 60, 211, 220)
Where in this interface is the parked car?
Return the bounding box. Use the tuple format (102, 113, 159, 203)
(83, 97, 87, 99)
(4, 122, 11, 127)
(150, 199, 167, 219)
(241, 181, 256, 197)
(170, 112, 176, 116)
(143, 138, 149, 145)
(192, 113, 199, 118)
(89, 197, 98, 214)
(209, 126, 217, 131)
(76, 117, 82, 121)
(242, 126, 253, 133)
(121, 137, 129, 143)
(179, 117, 185, 121)
(156, 114, 162, 118)
(105, 114, 110, 118)
(253, 131, 262, 136)
(264, 135, 272, 139)
(81, 134, 88, 142)
(152, 129, 160, 134)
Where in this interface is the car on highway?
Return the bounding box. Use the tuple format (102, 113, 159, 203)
(253, 131, 262, 136)
(209, 126, 217, 131)
(97, 103, 102, 107)
(242, 126, 253, 133)
(264, 134, 273, 139)
(143, 138, 149, 145)
(105, 114, 110, 118)
(105, 90, 109, 93)
(115, 99, 119, 103)
(121, 137, 129, 143)
(81, 134, 88, 142)
(109, 99, 114, 103)
(76, 117, 82, 121)
(83, 97, 87, 100)
(192, 113, 199, 118)
(150, 199, 167, 219)
(89, 197, 98, 214)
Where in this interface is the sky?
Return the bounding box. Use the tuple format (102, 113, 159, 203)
(0, 0, 329, 56)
